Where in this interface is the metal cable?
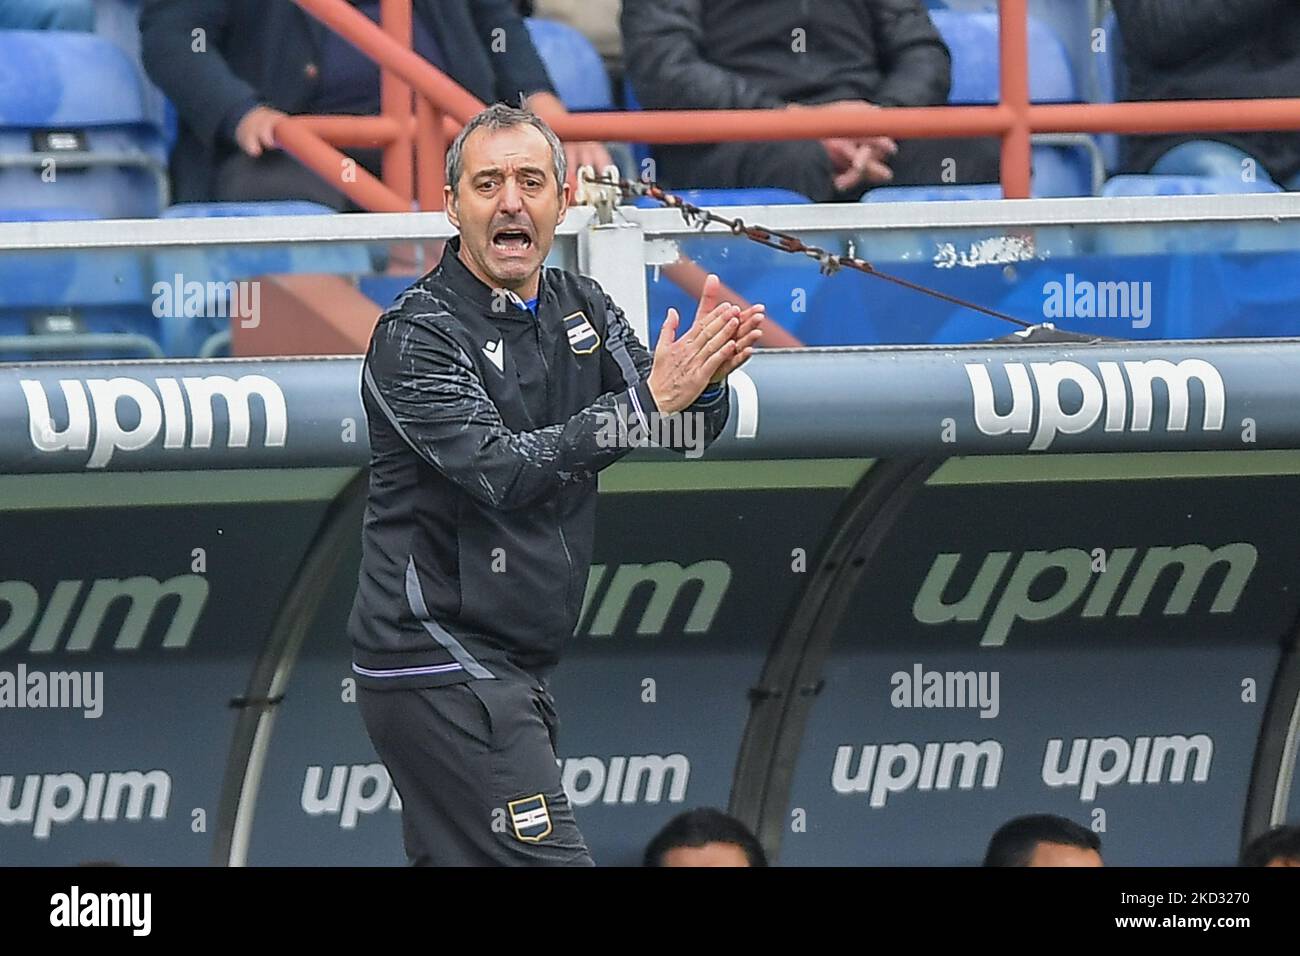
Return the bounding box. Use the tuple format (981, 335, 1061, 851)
(598, 173, 1039, 330)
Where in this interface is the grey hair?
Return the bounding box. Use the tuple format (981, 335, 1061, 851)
(445, 103, 567, 194)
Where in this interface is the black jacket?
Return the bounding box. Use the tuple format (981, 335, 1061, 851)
(622, 0, 950, 111)
(139, 0, 556, 202)
(348, 239, 731, 689)
(1116, 0, 1300, 182)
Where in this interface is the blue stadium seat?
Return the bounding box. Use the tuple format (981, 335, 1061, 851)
(864, 185, 1002, 202)
(929, 10, 1077, 104)
(632, 188, 811, 208)
(525, 18, 637, 174)
(154, 201, 371, 356)
(93, 0, 144, 59)
(161, 201, 341, 219)
(928, 9, 1101, 196)
(1101, 176, 1283, 197)
(94, 0, 178, 151)
(1033, 143, 1094, 198)
(1026, 1, 1095, 99)
(862, 167, 1090, 203)
(925, 0, 1096, 85)
(0, 30, 168, 219)
(1096, 176, 1283, 258)
(359, 275, 416, 311)
(0, 207, 97, 222)
(524, 17, 612, 111)
(0, 209, 158, 359)
(0, 210, 147, 311)
(1094, 8, 1125, 174)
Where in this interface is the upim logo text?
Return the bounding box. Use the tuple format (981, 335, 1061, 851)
(832, 739, 1002, 807)
(561, 753, 690, 807)
(302, 754, 691, 827)
(578, 559, 730, 638)
(22, 374, 287, 468)
(965, 358, 1224, 451)
(1043, 733, 1213, 801)
(0, 573, 208, 654)
(152, 273, 260, 328)
(301, 763, 403, 829)
(0, 770, 170, 838)
(913, 542, 1256, 647)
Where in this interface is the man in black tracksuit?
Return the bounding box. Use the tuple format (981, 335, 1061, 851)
(349, 103, 763, 865)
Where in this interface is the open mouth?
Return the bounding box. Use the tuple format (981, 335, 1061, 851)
(491, 227, 534, 253)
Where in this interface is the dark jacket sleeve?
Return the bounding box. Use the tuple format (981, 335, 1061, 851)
(364, 313, 654, 512)
(621, 0, 788, 110)
(1113, 0, 1283, 69)
(591, 284, 731, 455)
(139, 0, 260, 148)
(868, 0, 951, 107)
(468, 0, 556, 101)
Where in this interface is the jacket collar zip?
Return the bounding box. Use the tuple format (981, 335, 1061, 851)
(436, 236, 543, 324)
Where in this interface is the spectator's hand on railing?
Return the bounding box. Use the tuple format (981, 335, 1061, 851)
(235, 105, 288, 158)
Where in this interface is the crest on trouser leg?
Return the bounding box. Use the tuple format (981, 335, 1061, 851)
(508, 794, 553, 843)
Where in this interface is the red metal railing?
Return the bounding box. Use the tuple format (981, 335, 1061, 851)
(277, 0, 1300, 207)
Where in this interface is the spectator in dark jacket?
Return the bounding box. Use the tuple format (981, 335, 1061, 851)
(140, 0, 611, 206)
(1116, 0, 1300, 189)
(622, 0, 997, 201)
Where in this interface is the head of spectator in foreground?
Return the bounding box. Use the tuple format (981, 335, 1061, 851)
(1240, 825, 1300, 867)
(644, 808, 768, 867)
(983, 814, 1103, 867)
(443, 103, 570, 301)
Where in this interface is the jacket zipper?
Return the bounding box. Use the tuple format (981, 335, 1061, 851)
(530, 297, 575, 623)
(530, 306, 552, 404)
(557, 515, 576, 623)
